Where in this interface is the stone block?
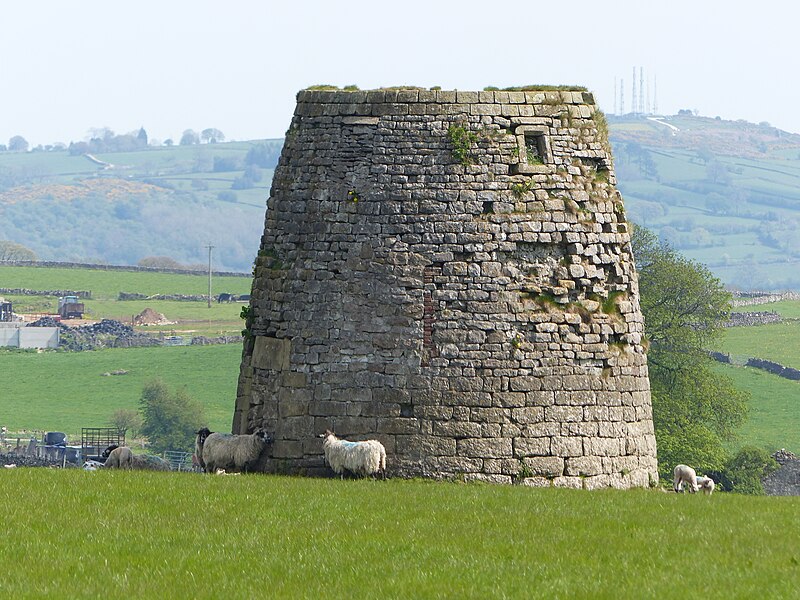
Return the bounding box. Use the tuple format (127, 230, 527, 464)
(252, 336, 291, 371)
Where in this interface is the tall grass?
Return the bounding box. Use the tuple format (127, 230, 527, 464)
(1, 471, 798, 598)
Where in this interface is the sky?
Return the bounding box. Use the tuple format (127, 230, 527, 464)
(2, 0, 797, 147)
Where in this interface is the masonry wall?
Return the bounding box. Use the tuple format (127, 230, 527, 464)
(235, 88, 658, 488)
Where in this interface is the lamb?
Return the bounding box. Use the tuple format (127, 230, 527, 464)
(319, 430, 386, 479)
(200, 429, 272, 474)
(102, 445, 171, 471)
(673, 464, 700, 493)
(696, 476, 716, 495)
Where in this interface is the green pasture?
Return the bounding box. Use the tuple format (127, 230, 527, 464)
(0, 344, 241, 435)
(1, 471, 798, 598)
(713, 363, 799, 453)
(732, 300, 800, 318)
(0, 265, 252, 299)
(717, 320, 800, 369)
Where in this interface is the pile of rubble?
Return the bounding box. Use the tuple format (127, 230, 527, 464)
(133, 308, 173, 326)
(0, 453, 78, 468)
(773, 449, 798, 465)
(30, 317, 157, 351)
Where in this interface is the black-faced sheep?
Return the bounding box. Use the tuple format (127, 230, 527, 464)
(319, 430, 386, 479)
(195, 428, 213, 471)
(200, 429, 272, 474)
(102, 445, 171, 471)
(673, 464, 700, 493)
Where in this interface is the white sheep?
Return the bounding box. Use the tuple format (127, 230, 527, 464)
(673, 464, 699, 493)
(200, 429, 272, 474)
(319, 430, 386, 479)
(696, 475, 716, 495)
(102, 445, 171, 471)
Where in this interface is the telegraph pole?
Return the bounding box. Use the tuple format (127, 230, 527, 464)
(205, 244, 215, 308)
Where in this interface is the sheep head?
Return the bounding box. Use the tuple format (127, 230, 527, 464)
(253, 428, 273, 444)
(101, 444, 119, 458)
(196, 428, 213, 446)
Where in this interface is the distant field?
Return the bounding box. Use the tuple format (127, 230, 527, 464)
(2, 472, 798, 597)
(713, 363, 800, 453)
(732, 300, 800, 318)
(0, 265, 251, 299)
(717, 321, 800, 369)
(0, 344, 241, 435)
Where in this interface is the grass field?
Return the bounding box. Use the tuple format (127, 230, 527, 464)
(733, 300, 800, 318)
(1, 471, 798, 598)
(717, 321, 800, 369)
(0, 265, 252, 299)
(0, 344, 241, 435)
(713, 363, 800, 453)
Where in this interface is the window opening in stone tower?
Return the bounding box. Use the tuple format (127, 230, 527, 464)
(525, 133, 544, 165)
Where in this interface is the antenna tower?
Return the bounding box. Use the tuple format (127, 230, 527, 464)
(653, 75, 658, 115)
(620, 78, 625, 114)
(631, 67, 637, 115)
(639, 66, 645, 114)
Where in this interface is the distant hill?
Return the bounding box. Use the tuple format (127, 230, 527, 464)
(3, 116, 800, 289)
(609, 114, 800, 290)
(0, 141, 281, 272)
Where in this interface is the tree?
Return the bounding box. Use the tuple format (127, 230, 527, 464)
(138, 256, 186, 269)
(715, 447, 779, 495)
(0, 240, 37, 261)
(139, 379, 205, 453)
(180, 129, 200, 146)
(632, 225, 748, 477)
(8, 136, 29, 152)
(200, 128, 225, 144)
(110, 408, 143, 438)
(137, 127, 149, 146)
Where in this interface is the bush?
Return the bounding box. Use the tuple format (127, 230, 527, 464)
(139, 379, 205, 453)
(721, 446, 780, 495)
(217, 191, 238, 203)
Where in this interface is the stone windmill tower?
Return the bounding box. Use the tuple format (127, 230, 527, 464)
(234, 87, 658, 488)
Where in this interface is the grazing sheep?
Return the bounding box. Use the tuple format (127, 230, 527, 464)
(319, 430, 386, 479)
(696, 476, 716, 495)
(673, 464, 700, 493)
(195, 428, 213, 471)
(201, 429, 272, 474)
(102, 445, 171, 471)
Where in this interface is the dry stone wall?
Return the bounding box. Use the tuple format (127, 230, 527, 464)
(236, 88, 658, 488)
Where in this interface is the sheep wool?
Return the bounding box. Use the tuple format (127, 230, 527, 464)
(673, 464, 700, 493)
(201, 429, 271, 474)
(102, 445, 171, 471)
(321, 431, 386, 478)
(696, 476, 716, 495)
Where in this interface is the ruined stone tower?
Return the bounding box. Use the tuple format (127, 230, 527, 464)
(234, 87, 658, 488)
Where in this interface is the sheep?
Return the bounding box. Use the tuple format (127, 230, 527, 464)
(101, 445, 171, 471)
(200, 429, 272, 474)
(696, 476, 716, 495)
(318, 430, 386, 479)
(673, 464, 700, 493)
(195, 427, 213, 471)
